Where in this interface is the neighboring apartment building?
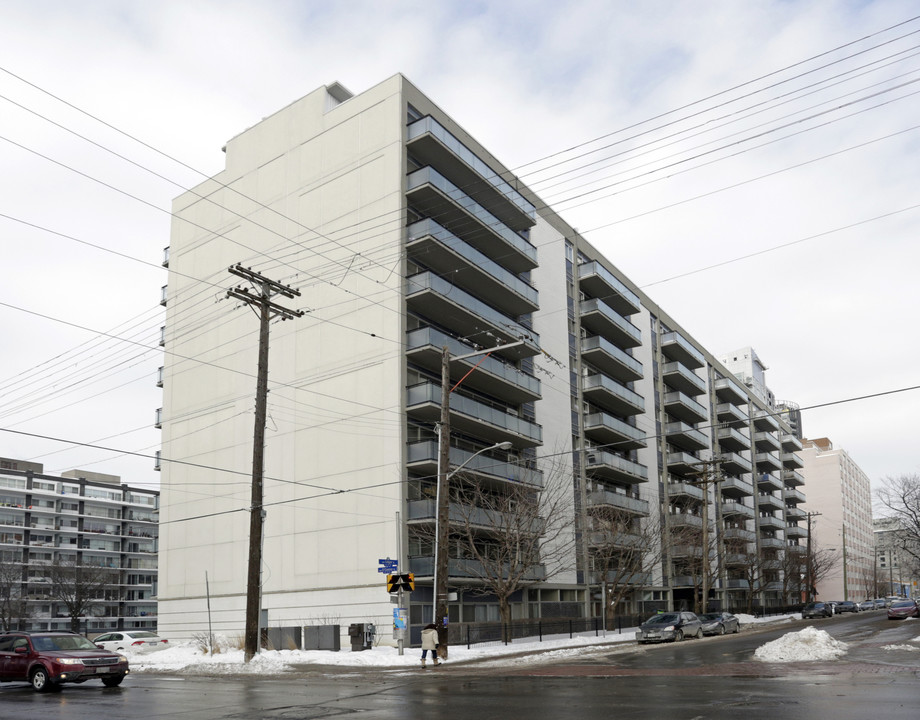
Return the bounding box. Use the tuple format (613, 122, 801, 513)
(157, 75, 804, 642)
(875, 517, 919, 598)
(0, 457, 159, 632)
(799, 438, 875, 602)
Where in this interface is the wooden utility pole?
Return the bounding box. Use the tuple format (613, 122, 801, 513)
(227, 264, 303, 663)
(434, 346, 451, 658)
(805, 511, 822, 602)
(687, 458, 722, 614)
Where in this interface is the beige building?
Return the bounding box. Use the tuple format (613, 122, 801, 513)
(800, 438, 874, 602)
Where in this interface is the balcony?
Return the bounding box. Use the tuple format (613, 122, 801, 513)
(670, 545, 703, 559)
(579, 298, 642, 348)
(407, 219, 538, 317)
(786, 525, 808, 539)
(669, 513, 703, 529)
(754, 451, 782, 472)
(668, 481, 704, 502)
(582, 374, 645, 417)
(716, 427, 750, 452)
(666, 422, 708, 451)
(586, 531, 645, 549)
(667, 451, 704, 476)
(408, 555, 544, 582)
(720, 452, 752, 476)
(714, 377, 747, 406)
(159, 285, 167, 307)
(722, 579, 750, 588)
(670, 575, 699, 587)
(787, 544, 807, 555)
(721, 501, 755, 519)
(584, 412, 646, 450)
(154, 408, 162, 429)
(660, 331, 705, 369)
(408, 499, 537, 534)
(759, 537, 785, 549)
(781, 433, 803, 452)
(406, 272, 539, 360)
(781, 452, 804, 469)
(782, 468, 805, 486)
(406, 326, 540, 404)
(407, 382, 542, 447)
(586, 489, 649, 515)
(580, 336, 643, 383)
(588, 570, 652, 586)
(162, 246, 169, 268)
(757, 493, 784, 512)
(783, 487, 806, 504)
(716, 403, 749, 428)
(407, 441, 543, 489)
(584, 450, 648, 485)
(663, 391, 708, 424)
(406, 167, 537, 272)
(758, 516, 786, 532)
(577, 261, 641, 317)
(662, 361, 707, 397)
(752, 409, 779, 432)
(758, 472, 783, 491)
(785, 505, 806, 520)
(753, 432, 781, 452)
(407, 116, 535, 231)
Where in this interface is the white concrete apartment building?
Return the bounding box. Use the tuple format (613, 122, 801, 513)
(0, 457, 159, 632)
(157, 75, 805, 642)
(799, 438, 875, 602)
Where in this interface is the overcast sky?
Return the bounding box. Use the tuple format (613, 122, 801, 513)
(1, 0, 918, 493)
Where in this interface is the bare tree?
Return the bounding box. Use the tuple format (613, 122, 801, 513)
(448, 467, 576, 634)
(47, 558, 116, 632)
(810, 546, 842, 600)
(588, 506, 662, 624)
(876, 474, 920, 568)
(0, 552, 29, 631)
(668, 514, 719, 614)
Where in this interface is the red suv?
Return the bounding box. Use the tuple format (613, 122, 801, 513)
(0, 631, 129, 692)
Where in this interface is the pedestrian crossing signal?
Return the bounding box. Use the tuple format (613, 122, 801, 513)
(386, 573, 415, 593)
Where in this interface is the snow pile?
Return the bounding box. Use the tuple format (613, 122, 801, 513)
(881, 644, 919, 652)
(753, 626, 848, 662)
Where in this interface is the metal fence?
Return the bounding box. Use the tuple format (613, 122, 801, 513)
(448, 615, 643, 649)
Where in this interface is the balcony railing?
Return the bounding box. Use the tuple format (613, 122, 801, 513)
(665, 421, 708, 451)
(662, 361, 707, 397)
(586, 489, 649, 515)
(407, 382, 542, 446)
(582, 373, 645, 416)
(663, 391, 708, 424)
(583, 412, 646, 449)
(580, 335, 643, 382)
(406, 167, 536, 270)
(408, 555, 545, 581)
(579, 298, 642, 348)
(407, 440, 543, 488)
(407, 218, 538, 316)
(584, 450, 648, 485)
(577, 261, 641, 317)
(660, 331, 705, 369)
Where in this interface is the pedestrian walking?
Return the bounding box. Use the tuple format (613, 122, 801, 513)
(420, 623, 439, 668)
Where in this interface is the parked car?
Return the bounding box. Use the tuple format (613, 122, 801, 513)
(0, 631, 129, 692)
(887, 599, 920, 620)
(858, 600, 876, 611)
(836, 601, 860, 613)
(94, 630, 168, 654)
(698, 612, 741, 635)
(825, 601, 840, 615)
(636, 612, 703, 643)
(874, 598, 889, 609)
(802, 602, 833, 619)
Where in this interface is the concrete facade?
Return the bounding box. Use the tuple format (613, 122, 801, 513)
(800, 438, 874, 602)
(157, 76, 806, 643)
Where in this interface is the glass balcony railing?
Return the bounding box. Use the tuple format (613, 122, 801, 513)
(584, 450, 648, 484)
(407, 218, 538, 308)
(407, 382, 542, 444)
(407, 167, 536, 265)
(406, 327, 541, 398)
(407, 117, 535, 220)
(584, 412, 647, 448)
(407, 440, 543, 488)
(580, 335, 643, 382)
(661, 331, 705, 368)
(577, 261, 641, 317)
(586, 489, 649, 515)
(406, 272, 539, 349)
(580, 298, 642, 347)
(582, 373, 645, 414)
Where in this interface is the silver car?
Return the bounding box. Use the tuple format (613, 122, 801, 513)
(636, 612, 703, 643)
(699, 612, 741, 635)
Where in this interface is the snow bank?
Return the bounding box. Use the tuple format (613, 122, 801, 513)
(881, 644, 919, 652)
(753, 626, 848, 662)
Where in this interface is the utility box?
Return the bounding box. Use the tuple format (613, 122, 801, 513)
(303, 625, 340, 651)
(348, 623, 375, 651)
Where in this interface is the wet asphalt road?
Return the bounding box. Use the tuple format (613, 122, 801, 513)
(1, 612, 917, 720)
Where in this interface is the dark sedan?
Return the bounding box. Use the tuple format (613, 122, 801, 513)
(636, 612, 703, 643)
(802, 602, 832, 619)
(698, 612, 740, 635)
(835, 601, 860, 613)
(887, 599, 920, 620)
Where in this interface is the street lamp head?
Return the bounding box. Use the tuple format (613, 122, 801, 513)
(495, 441, 513, 451)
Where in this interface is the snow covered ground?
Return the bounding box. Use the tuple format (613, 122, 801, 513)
(126, 613, 798, 674)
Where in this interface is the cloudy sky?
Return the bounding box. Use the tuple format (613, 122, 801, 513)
(1, 0, 918, 493)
